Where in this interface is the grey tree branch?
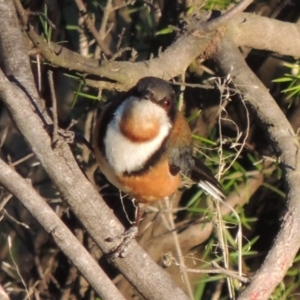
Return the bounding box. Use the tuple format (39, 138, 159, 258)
(231, 13, 300, 58)
(213, 32, 300, 300)
(198, 0, 253, 32)
(0, 157, 125, 300)
(1, 0, 50, 121)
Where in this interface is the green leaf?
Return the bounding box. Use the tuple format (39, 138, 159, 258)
(76, 92, 99, 100)
(262, 182, 285, 198)
(155, 27, 173, 36)
(192, 134, 217, 145)
(187, 110, 201, 122)
(273, 77, 294, 83)
(66, 25, 80, 31)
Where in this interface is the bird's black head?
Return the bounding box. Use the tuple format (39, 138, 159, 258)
(132, 77, 178, 122)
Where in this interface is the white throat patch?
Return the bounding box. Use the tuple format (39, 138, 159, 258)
(104, 96, 171, 174)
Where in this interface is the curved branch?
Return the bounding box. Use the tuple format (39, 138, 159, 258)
(198, 0, 253, 32)
(213, 32, 300, 300)
(231, 13, 300, 58)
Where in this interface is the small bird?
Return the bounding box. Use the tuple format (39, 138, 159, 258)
(93, 77, 225, 256)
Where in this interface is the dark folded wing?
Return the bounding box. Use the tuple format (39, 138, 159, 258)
(168, 145, 225, 201)
(190, 158, 225, 201)
(168, 146, 195, 176)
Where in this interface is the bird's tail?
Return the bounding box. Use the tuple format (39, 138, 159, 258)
(190, 158, 225, 201)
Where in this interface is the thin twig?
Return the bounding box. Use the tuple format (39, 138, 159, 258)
(99, 0, 113, 39)
(116, 28, 126, 52)
(171, 81, 214, 90)
(10, 153, 35, 167)
(4, 209, 30, 228)
(8, 236, 30, 298)
(47, 70, 59, 145)
(182, 261, 249, 284)
(36, 54, 41, 92)
(111, 47, 131, 61)
(0, 194, 12, 212)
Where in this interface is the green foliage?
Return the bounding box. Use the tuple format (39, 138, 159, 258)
(273, 61, 300, 107)
(38, 4, 52, 43)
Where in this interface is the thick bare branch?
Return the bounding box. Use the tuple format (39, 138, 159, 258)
(231, 13, 300, 58)
(213, 33, 300, 300)
(0, 0, 48, 118)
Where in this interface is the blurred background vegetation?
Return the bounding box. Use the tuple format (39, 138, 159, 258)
(1, 0, 300, 299)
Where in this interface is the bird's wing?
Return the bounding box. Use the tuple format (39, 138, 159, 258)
(168, 146, 195, 176)
(190, 158, 225, 201)
(169, 148, 225, 201)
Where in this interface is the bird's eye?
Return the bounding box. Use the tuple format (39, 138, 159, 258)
(162, 98, 171, 110)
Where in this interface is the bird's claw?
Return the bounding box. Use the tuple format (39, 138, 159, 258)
(106, 226, 138, 259)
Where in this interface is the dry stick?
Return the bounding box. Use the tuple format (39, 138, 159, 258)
(99, 0, 113, 39)
(0, 194, 12, 212)
(0, 157, 125, 300)
(182, 262, 249, 284)
(213, 33, 300, 300)
(10, 153, 35, 167)
(213, 200, 234, 299)
(7, 236, 30, 298)
(231, 12, 300, 58)
(47, 70, 59, 144)
(36, 54, 42, 92)
(3, 0, 51, 124)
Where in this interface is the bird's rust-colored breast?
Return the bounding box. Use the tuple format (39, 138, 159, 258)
(117, 159, 181, 203)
